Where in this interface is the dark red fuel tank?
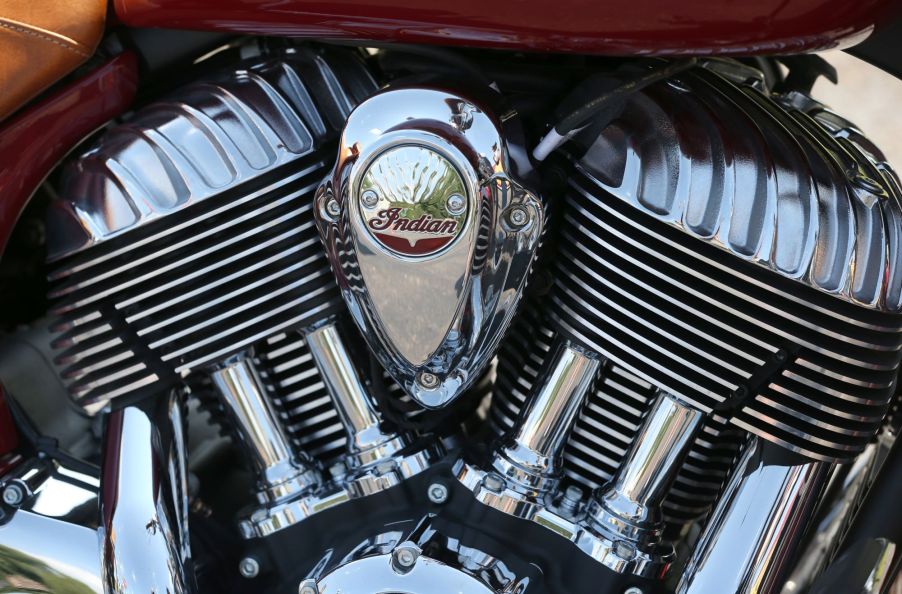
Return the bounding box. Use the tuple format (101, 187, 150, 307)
(114, 0, 897, 55)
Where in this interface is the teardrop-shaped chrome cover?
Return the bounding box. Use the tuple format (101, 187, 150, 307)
(315, 87, 543, 408)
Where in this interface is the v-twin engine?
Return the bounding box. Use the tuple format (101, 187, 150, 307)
(9, 45, 901, 594)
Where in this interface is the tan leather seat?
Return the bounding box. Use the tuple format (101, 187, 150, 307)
(0, 0, 106, 122)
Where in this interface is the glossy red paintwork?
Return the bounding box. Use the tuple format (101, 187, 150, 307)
(0, 52, 138, 259)
(114, 0, 896, 56)
(0, 386, 18, 456)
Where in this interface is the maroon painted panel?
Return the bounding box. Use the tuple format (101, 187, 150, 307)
(114, 0, 896, 55)
(0, 53, 138, 259)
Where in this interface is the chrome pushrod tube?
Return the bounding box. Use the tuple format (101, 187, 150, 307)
(210, 354, 319, 502)
(100, 392, 195, 594)
(591, 392, 703, 544)
(677, 437, 832, 594)
(306, 323, 406, 468)
(496, 342, 601, 489)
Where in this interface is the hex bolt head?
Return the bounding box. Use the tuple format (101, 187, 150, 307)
(564, 485, 584, 503)
(2, 482, 25, 507)
(483, 473, 505, 493)
(238, 557, 260, 578)
(329, 461, 348, 481)
(298, 579, 319, 594)
(391, 543, 421, 574)
(428, 482, 449, 505)
(325, 198, 341, 218)
(446, 193, 466, 215)
(506, 205, 530, 229)
(361, 189, 379, 208)
(417, 371, 439, 390)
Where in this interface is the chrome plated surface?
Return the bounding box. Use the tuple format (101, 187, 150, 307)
(210, 354, 320, 502)
(494, 341, 601, 492)
(677, 437, 832, 594)
(589, 392, 703, 544)
(316, 87, 543, 408)
(490, 306, 742, 526)
(47, 49, 374, 414)
(306, 323, 407, 468)
(783, 434, 892, 593)
(0, 458, 102, 593)
(305, 522, 524, 594)
(100, 392, 195, 594)
(46, 48, 374, 261)
(578, 71, 902, 313)
(0, 510, 103, 594)
(551, 70, 902, 461)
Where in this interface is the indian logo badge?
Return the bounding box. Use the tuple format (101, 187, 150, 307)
(359, 145, 468, 258)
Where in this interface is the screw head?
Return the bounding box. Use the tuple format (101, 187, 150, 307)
(624, 587, 644, 594)
(391, 543, 421, 574)
(428, 482, 449, 504)
(564, 485, 584, 503)
(361, 189, 379, 208)
(299, 579, 319, 594)
(446, 193, 466, 215)
(325, 198, 341, 218)
(483, 473, 505, 494)
(239, 557, 260, 578)
(417, 371, 439, 390)
(506, 205, 530, 229)
(2, 483, 25, 507)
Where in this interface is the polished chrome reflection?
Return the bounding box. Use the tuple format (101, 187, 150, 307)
(590, 392, 703, 544)
(0, 510, 103, 594)
(210, 354, 320, 502)
(306, 323, 407, 468)
(495, 342, 601, 491)
(677, 437, 831, 594)
(317, 87, 543, 408)
(100, 392, 195, 594)
(783, 434, 892, 593)
(304, 521, 525, 594)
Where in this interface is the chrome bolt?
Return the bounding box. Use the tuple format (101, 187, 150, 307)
(299, 579, 319, 594)
(615, 540, 638, 561)
(446, 193, 466, 215)
(329, 461, 348, 481)
(1, 482, 25, 507)
(417, 371, 440, 390)
(376, 461, 396, 476)
(361, 189, 379, 208)
(239, 557, 260, 579)
(391, 543, 421, 574)
(506, 205, 530, 229)
(428, 482, 449, 504)
(325, 198, 341, 218)
(624, 587, 644, 594)
(560, 485, 584, 514)
(483, 473, 505, 493)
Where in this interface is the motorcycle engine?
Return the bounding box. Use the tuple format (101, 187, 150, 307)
(22, 42, 902, 594)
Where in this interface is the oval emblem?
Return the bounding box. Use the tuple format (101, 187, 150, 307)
(359, 145, 468, 258)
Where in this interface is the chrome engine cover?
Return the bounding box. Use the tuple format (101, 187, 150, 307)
(316, 88, 543, 408)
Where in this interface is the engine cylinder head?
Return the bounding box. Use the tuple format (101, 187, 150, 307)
(45, 48, 376, 414)
(548, 66, 902, 461)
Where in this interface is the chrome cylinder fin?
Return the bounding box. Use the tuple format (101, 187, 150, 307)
(46, 48, 377, 415)
(100, 392, 195, 594)
(677, 437, 832, 594)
